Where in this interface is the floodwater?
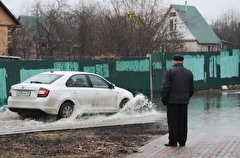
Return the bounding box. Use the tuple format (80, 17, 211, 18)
(0, 91, 240, 136)
(188, 91, 240, 136)
(155, 90, 240, 136)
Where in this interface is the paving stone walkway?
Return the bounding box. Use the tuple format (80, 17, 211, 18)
(128, 130, 240, 158)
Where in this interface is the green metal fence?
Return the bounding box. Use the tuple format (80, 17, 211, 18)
(0, 50, 240, 106)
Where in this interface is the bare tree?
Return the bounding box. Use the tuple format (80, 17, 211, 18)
(70, 4, 98, 58)
(11, 23, 34, 59)
(11, 0, 184, 60)
(95, 0, 184, 56)
(12, 0, 72, 60)
(32, 0, 71, 59)
(211, 8, 240, 50)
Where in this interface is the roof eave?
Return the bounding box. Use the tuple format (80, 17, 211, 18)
(0, 1, 20, 26)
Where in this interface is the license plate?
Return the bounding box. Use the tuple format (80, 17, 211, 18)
(16, 91, 31, 96)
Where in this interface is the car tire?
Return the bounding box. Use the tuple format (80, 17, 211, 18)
(19, 113, 27, 120)
(57, 102, 74, 119)
(119, 98, 129, 109)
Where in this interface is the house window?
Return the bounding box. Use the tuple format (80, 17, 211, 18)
(170, 20, 173, 31)
(7, 27, 12, 43)
(8, 36, 11, 42)
(208, 46, 214, 52)
(170, 19, 177, 31)
(208, 46, 211, 51)
(174, 19, 177, 30)
(170, 12, 176, 17)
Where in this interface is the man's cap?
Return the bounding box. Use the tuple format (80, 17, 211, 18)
(173, 54, 184, 61)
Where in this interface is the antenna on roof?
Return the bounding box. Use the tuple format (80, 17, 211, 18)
(185, 1, 188, 13)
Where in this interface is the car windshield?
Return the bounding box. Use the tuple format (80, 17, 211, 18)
(24, 74, 63, 84)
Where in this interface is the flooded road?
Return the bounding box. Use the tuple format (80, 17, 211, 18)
(188, 91, 240, 136)
(0, 91, 240, 136)
(0, 94, 166, 135)
(155, 90, 240, 136)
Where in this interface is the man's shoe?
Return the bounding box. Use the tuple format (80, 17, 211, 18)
(164, 143, 177, 147)
(179, 143, 185, 147)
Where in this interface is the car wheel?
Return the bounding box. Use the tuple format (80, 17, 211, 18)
(58, 102, 74, 119)
(119, 98, 129, 109)
(18, 113, 27, 120)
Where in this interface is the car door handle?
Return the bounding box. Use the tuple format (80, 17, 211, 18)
(95, 92, 100, 95)
(73, 91, 77, 94)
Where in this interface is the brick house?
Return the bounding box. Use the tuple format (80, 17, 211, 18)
(0, 1, 20, 56)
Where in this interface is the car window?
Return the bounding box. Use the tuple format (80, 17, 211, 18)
(88, 75, 109, 88)
(24, 74, 63, 84)
(66, 74, 89, 87)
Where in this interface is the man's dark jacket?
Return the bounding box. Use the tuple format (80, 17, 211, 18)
(161, 63, 194, 105)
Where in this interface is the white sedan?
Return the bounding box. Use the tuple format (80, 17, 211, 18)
(7, 71, 133, 119)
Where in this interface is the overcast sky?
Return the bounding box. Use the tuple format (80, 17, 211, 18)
(2, 0, 240, 22)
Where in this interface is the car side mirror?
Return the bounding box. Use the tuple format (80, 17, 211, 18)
(109, 83, 115, 89)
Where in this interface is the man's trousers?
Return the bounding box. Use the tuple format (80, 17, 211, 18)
(167, 104, 188, 145)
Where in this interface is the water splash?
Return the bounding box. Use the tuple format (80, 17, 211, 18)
(120, 93, 156, 114)
(0, 106, 19, 121)
(0, 105, 7, 113)
(0, 94, 165, 134)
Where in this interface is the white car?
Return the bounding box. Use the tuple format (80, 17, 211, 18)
(7, 71, 133, 119)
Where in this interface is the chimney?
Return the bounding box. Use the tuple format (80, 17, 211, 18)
(185, 1, 187, 13)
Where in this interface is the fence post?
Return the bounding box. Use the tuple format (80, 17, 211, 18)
(146, 54, 153, 102)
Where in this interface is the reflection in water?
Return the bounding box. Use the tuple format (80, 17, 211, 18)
(154, 92, 240, 136)
(203, 93, 221, 110)
(188, 93, 240, 136)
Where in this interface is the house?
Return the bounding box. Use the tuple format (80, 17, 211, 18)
(0, 1, 20, 56)
(164, 3, 222, 52)
(16, 15, 76, 60)
(14, 16, 49, 59)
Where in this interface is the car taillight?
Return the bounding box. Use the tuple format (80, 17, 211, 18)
(37, 87, 50, 97)
(9, 88, 12, 96)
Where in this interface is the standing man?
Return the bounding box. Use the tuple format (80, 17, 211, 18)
(161, 54, 194, 147)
